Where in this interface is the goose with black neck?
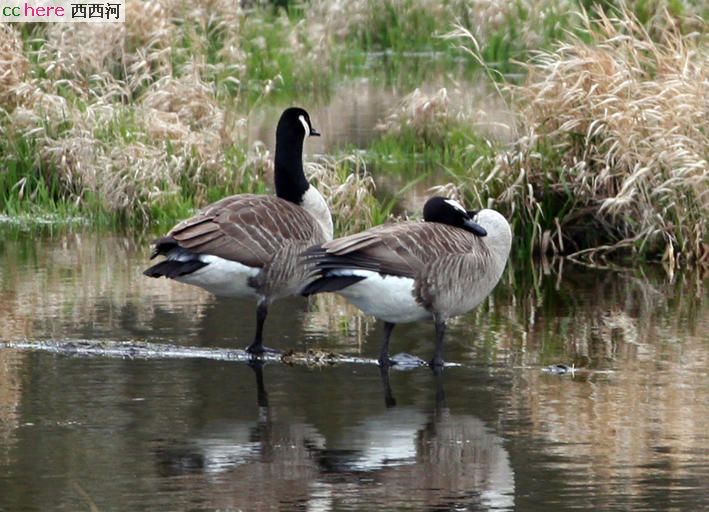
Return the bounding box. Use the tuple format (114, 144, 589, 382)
(301, 196, 511, 368)
(144, 107, 332, 355)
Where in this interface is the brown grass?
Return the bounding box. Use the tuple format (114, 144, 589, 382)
(0, 8, 250, 223)
(0, 3, 384, 228)
(453, 7, 708, 264)
(3, 2, 706, 260)
(375, 83, 517, 143)
(375, 88, 453, 144)
(305, 153, 380, 235)
(0, 26, 30, 111)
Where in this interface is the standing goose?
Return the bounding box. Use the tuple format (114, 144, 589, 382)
(301, 196, 511, 367)
(144, 107, 332, 355)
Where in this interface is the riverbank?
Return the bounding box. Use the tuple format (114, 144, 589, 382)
(1, 1, 707, 263)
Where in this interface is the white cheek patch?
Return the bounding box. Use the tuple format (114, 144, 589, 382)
(444, 199, 466, 214)
(298, 115, 311, 137)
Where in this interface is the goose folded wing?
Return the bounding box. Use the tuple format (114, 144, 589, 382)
(169, 195, 320, 268)
(305, 222, 485, 279)
(305, 223, 443, 279)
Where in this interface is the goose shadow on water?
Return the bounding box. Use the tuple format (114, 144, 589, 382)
(154, 363, 515, 511)
(248, 360, 270, 409)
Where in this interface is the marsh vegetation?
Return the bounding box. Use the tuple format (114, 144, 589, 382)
(0, 0, 707, 263)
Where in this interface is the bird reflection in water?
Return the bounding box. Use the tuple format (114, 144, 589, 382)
(249, 360, 269, 409)
(154, 363, 515, 511)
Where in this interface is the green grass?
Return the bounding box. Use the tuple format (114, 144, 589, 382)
(0, 136, 74, 216)
(368, 126, 497, 179)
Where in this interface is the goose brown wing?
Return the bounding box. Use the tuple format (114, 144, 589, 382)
(165, 195, 321, 268)
(308, 222, 481, 278)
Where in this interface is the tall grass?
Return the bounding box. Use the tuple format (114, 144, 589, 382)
(1, 0, 573, 220)
(305, 153, 396, 234)
(305, 0, 583, 80)
(370, 86, 502, 179)
(446, 6, 708, 264)
(0, 4, 318, 230)
(1, 1, 707, 268)
(2, 1, 425, 232)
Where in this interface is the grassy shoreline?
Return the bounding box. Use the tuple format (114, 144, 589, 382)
(1, 1, 707, 264)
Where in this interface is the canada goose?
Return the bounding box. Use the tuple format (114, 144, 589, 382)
(301, 196, 511, 367)
(144, 107, 332, 355)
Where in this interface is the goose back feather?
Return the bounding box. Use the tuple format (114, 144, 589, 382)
(303, 219, 507, 319)
(149, 194, 329, 299)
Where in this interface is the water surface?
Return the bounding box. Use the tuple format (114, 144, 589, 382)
(0, 231, 707, 511)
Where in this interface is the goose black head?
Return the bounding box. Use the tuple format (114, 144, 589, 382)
(277, 107, 320, 141)
(423, 196, 487, 237)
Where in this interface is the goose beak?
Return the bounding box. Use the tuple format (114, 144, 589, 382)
(309, 128, 321, 137)
(463, 219, 487, 237)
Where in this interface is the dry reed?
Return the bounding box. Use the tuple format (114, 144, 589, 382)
(453, 7, 708, 264)
(376, 88, 452, 144)
(3, 1, 707, 261)
(305, 153, 380, 235)
(0, 26, 30, 111)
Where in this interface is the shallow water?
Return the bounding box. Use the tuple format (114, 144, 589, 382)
(0, 231, 707, 511)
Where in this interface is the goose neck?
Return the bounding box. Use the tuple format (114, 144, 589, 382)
(274, 137, 308, 204)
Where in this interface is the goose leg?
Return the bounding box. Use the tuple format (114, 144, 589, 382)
(378, 322, 396, 368)
(246, 300, 279, 355)
(430, 316, 446, 368)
